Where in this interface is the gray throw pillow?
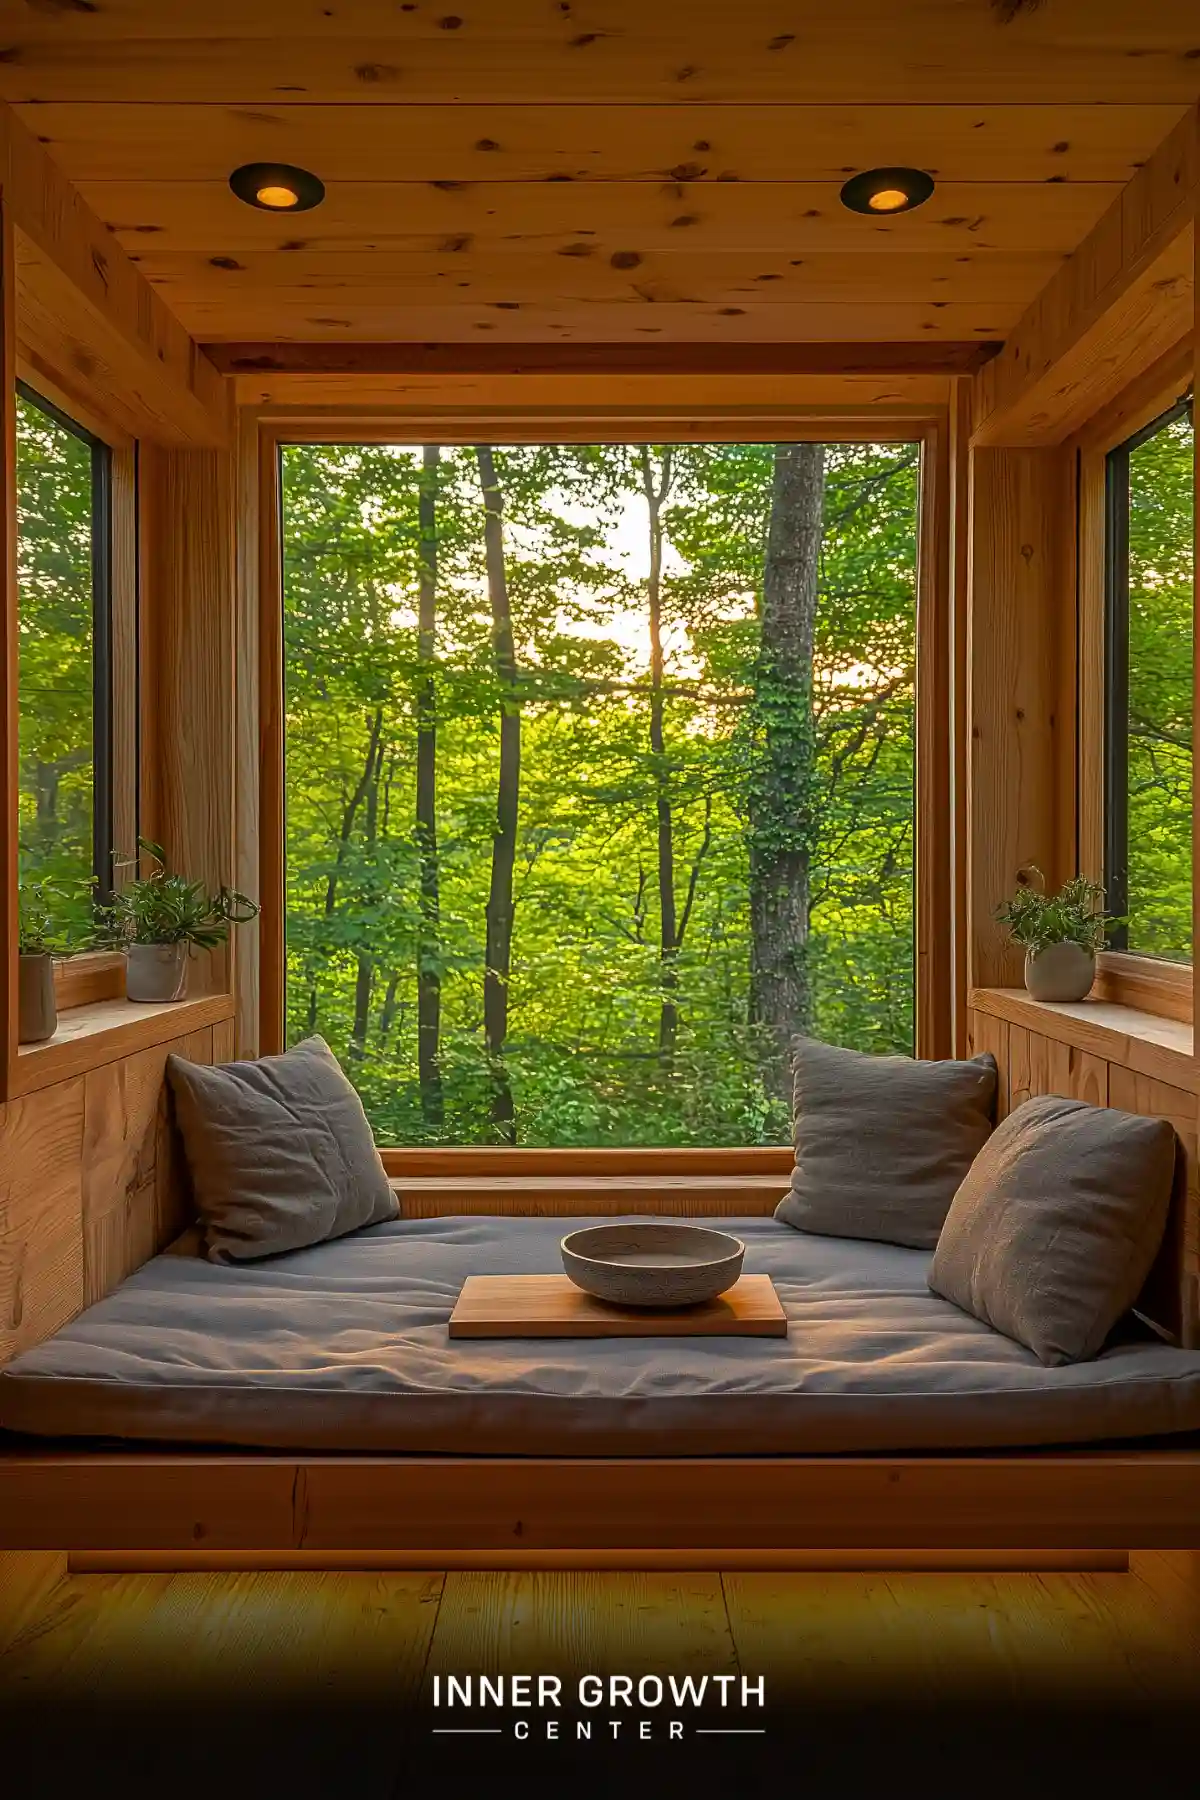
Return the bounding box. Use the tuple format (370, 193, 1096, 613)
(929, 1093, 1176, 1366)
(775, 1038, 997, 1250)
(166, 1035, 398, 1264)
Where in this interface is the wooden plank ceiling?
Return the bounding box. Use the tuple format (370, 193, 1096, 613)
(0, 1, 1196, 351)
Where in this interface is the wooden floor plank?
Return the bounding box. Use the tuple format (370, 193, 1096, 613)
(426, 1569, 739, 1680)
(0, 1567, 444, 1702)
(0, 1551, 66, 1657)
(721, 1564, 1200, 1704)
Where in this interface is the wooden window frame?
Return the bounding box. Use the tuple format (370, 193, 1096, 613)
(2, 349, 141, 1093)
(14, 379, 115, 903)
(249, 402, 959, 1146)
(1073, 338, 1195, 1023)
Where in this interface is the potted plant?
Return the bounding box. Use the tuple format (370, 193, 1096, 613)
(17, 877, 93, 1043)
(994, 868, 1114, 1003)
(103, 839, 259, 1003)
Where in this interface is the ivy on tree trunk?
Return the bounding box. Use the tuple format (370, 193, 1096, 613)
(749, 442, 825, 1108)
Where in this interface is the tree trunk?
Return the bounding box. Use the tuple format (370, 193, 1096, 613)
(476, 445, 520, 1143)
(415, 444, 444, 1128)
(347, 724, 385, 1067)
(749, 442, 825, 1109)
(638, 446, 679, 1056)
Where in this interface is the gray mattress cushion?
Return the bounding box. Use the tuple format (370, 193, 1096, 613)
(776, 1039, 998, 1250)
(2, 1214, 1200, 1456)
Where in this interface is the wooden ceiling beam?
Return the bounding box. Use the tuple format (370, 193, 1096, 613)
(0, 100, 229, 448)
(204, 341, 999, 379)
(2, 3, 1200, 105)
(973, 108, 1198, 447)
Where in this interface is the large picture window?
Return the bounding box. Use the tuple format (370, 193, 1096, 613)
(281, 440, 919, 1147)
(1104, 395, 1195, 961)
(15, 386, 113, 922)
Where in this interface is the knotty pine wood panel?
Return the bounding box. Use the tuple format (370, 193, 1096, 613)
(24, 102, 1182, 186)
(0, 103, 228, 448)
(966, 448, 1069, 990)
(1108, 1066, 1199, 1348)
(0, 1019, 222, 1365)
(233, 409, 261, 1060)
(137, 245, 1063, 306)
(973, 108, 1197, 446)
(0, 1079, 84, 1365)
(90, 177, 1115, 256)
(965, 1009, 1009, 1118)
(185, 304, 1018, 346)
(142, 446, 237, 998)
(81, 1026, 213, 1307)
(3, 4, 1200, 103)
(233, 366, 958, 416)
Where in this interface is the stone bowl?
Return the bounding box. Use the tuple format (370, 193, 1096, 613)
(560, 1222, 746, 1309)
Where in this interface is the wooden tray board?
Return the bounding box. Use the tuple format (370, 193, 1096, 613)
(448, 1273, 787, 1338)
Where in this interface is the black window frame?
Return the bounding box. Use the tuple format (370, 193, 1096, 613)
(15, 381, 115, 904)
(1103, 388, 1194, 956)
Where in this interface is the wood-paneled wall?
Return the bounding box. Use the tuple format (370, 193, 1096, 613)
(0, 1017, 232, 1367)
(967, 1007, 1199, 1348)
(966, 445, 1075, 991)
(140, 444, 239, 999)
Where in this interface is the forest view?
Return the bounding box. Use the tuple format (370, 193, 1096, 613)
(15, 390, 96, 928)
(282, 440, 918, 1147)
(1124, 406, 1195, 962)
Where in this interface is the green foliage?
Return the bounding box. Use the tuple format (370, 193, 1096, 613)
(18, 876, 95, 956)
(102, 839, 259, 949)
(995, 870, 1112, 957)
(1125, 410, 1194, 960)
(281, 440, 918, 1147)
(15, 393, 96, 938)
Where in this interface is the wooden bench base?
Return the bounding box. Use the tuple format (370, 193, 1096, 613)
(3, 1450, 1199, 1554)
(66, 1548, 1131, 1573)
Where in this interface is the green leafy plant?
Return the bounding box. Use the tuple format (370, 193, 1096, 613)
(102, 839, 259, 950)
(994, 868, 1114, 958)
(18, 877, 98, 956)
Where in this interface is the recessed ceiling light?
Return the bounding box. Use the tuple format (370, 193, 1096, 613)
(229, 162, 326, 212)
(839, 168, 935, 216)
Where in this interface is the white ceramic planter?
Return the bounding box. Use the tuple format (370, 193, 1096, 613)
(126, 941, 189, 1003)
(1024, 941, 1095, 1004)
(18, 952, 57, 1043)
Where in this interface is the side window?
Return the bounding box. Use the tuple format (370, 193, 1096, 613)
(15, 386, 113, 928)
(1105, 395, 1195, 962)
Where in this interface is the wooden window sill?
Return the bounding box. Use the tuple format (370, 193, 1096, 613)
(52, 950, 126, 1011)
(11, 993, 235, 1099)
(1093, 951, 1192, 1026)
(382, 1145, 794, 1218)
(970, 987, 1195, 1094)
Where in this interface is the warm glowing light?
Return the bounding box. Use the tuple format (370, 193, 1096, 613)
(256, 184, 300, 208)
(229, 162, 325, 212)
(839, 167, 934, 216)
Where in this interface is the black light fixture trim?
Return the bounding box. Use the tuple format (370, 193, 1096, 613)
(229, 162, 326, 212)
(839, 167, 935, 216)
